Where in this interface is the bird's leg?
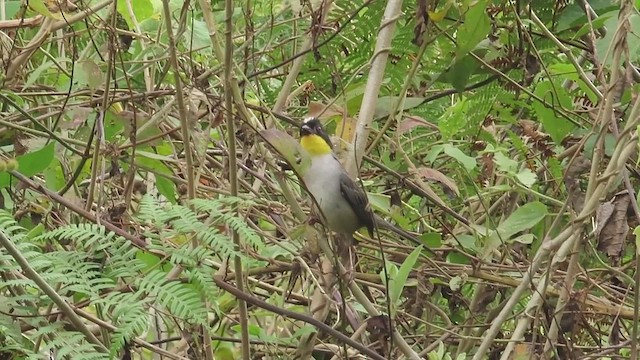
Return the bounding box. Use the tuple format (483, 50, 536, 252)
(335, 233, 356, 284)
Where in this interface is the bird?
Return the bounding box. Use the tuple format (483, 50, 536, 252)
(298, 117, 424, 247)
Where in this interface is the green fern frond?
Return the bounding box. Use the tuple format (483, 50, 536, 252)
(187, 267, 220, 300)
(135, 269, 208, 322)
(0, 210, 27, 239)
(222, 214, 262, 249)
(40, 330, 109, 360)
(162, 204, 202, 231)
(135, 194, 164, 222)
(34, 223, 117, 250)
(191, 198, 263, 249)
(107, 296, 151, 354)
(170, 244, 216, 266)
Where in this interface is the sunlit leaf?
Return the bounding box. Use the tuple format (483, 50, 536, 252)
(261, 129, 310, 176)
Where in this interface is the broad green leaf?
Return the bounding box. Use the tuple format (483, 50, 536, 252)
(584, 133, 616, 158)
(573, 12, 616, 39)
(76, 60, 104, 90)
(451, 234, 477, 252)
(497, 201, 548, 239)
(445, 55, 479, 92)
(374, 96, 426, 118)
(511, 233, 535, 244)
(515, 168, 537, 188)
(19, 143, 55, 177)
(155, 176, 176, 203)
(438, 98, 468, 139)
(493, 151, 517, 173)
(3, 0, 21, 18)
(134, 154, 176, 201)
(293, 325, 317, 339)
(42, 158, 65, 191)
(390, 245, 423, 307)
(28, 0, 74, 19)
(427, 342, 446, 360)
(368, 193, 392, 214)
(188, 19, 213, 49)
(25, 223, 45, 240)
(136, 150, 175, 161)
(456, 0, 490, 58)
(136, 250, 163, 270)
(103, 111, 125, 142)
(443, 144, 476, 171)
(481, 232, 502, 259)
(596, 12, 640, 66)
(556, 0, 617, 32)
(548, 63, 598, 101)
(421, 232, 442, 248)
(532, 80, 575, 144)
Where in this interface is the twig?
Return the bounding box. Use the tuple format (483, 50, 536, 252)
(212, 275, 387, 360)
(162, 0, 195, 201)
(9, 171, 148, 248)
(221, 0, 251, 357)
(345, 0, 404, 176)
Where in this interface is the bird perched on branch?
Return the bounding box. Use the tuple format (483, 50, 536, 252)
(298, 117, 424, 246)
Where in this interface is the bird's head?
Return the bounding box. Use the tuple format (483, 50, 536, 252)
(299, 117, 333, 156)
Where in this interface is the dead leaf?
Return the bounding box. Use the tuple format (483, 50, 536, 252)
(596, 192, 631, 261)
(595, 201, 615, 239)
(413, 167, 460, 197)
(565, 155, 591, 212)
(336, 116, 357, 144)
(307, 101, 346, 119)
(62, 107, 93, 129)
(398, 115, 437, 134)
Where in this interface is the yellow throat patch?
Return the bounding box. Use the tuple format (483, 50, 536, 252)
(300, 134, 332, 156)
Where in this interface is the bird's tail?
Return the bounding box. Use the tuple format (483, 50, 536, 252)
(373, 214, 424, 247)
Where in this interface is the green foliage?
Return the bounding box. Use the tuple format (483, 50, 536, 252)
(0, 194, 262, 357)
(1, 0, 639, 358)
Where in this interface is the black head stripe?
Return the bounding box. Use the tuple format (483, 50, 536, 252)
(300, 117, 333, 149)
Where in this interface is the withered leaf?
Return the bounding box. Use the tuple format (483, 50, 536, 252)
(596, 193, 630, 260)
(413, 167, 460, 197)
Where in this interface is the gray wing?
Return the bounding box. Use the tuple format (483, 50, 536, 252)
(339, 172, 375, 237)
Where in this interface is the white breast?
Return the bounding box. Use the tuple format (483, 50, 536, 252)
(302, 154, 359, 234)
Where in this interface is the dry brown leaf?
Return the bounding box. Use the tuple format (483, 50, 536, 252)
(565, 155, 591, 212)
(398, 115, 437, 134)
(596, 192, 631, 261)
(413, 167, 460, 197)
(509, 343, 534, 360)
(336, 116, 357, 144)
(307, 101, 346, 119)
